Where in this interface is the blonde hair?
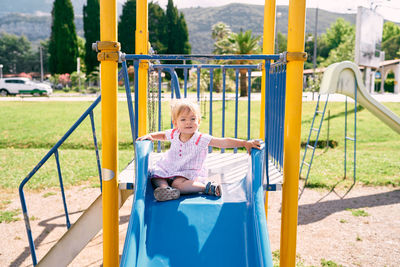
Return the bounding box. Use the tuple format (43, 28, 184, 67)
(171, 99, 201, 122)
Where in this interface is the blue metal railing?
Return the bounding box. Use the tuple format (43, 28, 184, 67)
(264, 62, 287, 191)
(19, 64, 139, 265)
(19, 96, 102, 265)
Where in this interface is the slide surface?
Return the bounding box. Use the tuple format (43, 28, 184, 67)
(120, 141, 273, 267)
(319, 61, 400, 134)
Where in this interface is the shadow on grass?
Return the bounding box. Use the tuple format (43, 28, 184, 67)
(11, 208, 131, 266)
(302, 104, 364, 124)
(298, 188, 400, 225)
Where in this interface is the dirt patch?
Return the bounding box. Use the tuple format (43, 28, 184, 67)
(1, 184, 399, 266)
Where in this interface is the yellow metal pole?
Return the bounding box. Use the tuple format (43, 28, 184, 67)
(261, 0, 276, 219)
(136, 0, 148, 137)
(280, 0, 306, 266)
(260, 0, 276, 138)
(100, 0, 119, 266)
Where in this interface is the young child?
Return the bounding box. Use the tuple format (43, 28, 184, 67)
(137, 99, 260, 201)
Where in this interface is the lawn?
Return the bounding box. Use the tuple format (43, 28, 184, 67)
(0, 99, 399, 190)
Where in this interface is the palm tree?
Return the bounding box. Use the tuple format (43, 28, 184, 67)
(214, 29, 261, 96)
(211, 22, 232, 42)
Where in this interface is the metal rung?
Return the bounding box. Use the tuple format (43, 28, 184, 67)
(345, 137, 356, 141)
(307, 145, 314, 150)
(316, 111, 324, 114)
(263, 183, 282, 191)
(312, 128, 319, 131)
(302, 162, 310, 166)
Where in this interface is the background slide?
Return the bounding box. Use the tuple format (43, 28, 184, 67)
(320, 61, 400, 134)
(120, 141, 273, 267)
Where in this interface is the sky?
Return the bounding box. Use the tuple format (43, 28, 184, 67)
(149, 0, 400, 23)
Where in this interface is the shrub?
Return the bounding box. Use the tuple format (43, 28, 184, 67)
(375, 78, 395, 93)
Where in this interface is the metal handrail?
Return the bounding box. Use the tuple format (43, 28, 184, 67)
(19, 95, 102, 265)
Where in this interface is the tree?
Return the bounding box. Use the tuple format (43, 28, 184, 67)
(118, 1, 166, 54)
(118, 0, 136, 54)
(164, 0, 191, 77)
(304, 33, 315, 69)
(165, 0, 179, 54)
(212, 22, 232, 54)
(214, 29, 261, 96)
(0, 33, 27, 74)
(382, 22, 400, 43)
(211, 22, 233, 92)
(0, 34, 51, 75)
(275, 31, 287, 54)
(322, 35, 355, 66)
(83, 0, 100, 75)
(382, 22, 400, 60)
(77, 36, 86, 73)
(149, 2, 166, 53)
(316, 18, 355, 64)
(319, 18, 355, 66)
(164, 0, 191, 54)
(212, 22, 232, 42)
(49, 0, 79, 74)
(382, 35, 400, 60)
(233, 30, 261, 96)
(323, 18, 354, 51)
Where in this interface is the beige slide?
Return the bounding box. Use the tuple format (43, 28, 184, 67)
(319, 61, 400, 134)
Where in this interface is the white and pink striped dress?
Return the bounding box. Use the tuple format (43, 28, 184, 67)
(150, 129, 212, 182)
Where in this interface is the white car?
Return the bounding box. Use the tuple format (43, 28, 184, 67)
(0, 77, 53, 96)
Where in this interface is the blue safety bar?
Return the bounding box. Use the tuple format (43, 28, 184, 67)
(19, 96, 102, 265)
(264, 62, 286, 191)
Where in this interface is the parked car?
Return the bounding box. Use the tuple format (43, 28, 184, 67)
(0, 77, 53, 96)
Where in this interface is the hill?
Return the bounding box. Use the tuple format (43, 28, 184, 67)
(0, 0, 86, 15)
(0, 2, 358, 53)
(181, 4, 356, 53)
(0, 13, 83, 43)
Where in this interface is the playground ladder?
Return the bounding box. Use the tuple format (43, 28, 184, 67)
(344, 94, 357, 190)
(299, 94, 329, 197)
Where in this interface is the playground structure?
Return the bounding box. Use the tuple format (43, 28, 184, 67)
(300, 61, 400, 194)
(320, 61, 400, 134)
(18, 0, 308, 266)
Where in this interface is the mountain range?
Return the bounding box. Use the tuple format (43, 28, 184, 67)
(0, 1, 359, 54)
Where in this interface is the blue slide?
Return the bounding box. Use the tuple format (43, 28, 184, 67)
(120, 141, 273, 267)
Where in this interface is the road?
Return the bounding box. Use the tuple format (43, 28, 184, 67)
(1, 92, 400, 102)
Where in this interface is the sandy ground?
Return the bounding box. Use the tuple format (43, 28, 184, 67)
(1, 184, 399, 267)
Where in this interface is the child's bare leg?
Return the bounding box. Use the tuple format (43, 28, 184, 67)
(152, 178, 169, 188)
(171, 177, 205, 194)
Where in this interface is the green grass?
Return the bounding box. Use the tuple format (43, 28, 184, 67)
(320, 259, 343, 267)
(272, 250, 318, 267)
(42, 192, 56, 198)
(346, 208, 370, 217)
(0, 209, 20, 223)
(0, 148, 134, 189)
(300, 101, 400, 188)
(0, 100, 399, 190)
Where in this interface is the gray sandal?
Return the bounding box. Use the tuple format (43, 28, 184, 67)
(204, 182, 221, 197)
(153, 186, 180, 201)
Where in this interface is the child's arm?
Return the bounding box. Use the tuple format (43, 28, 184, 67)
(137, 131, 167, 141)
(209, 137, 261, 154)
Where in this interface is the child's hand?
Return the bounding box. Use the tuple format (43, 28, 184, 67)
(137, 134, 153, 141)
(244, 140, 261, 154)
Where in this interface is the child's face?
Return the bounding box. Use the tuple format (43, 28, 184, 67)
(173, 109, 200, 135)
